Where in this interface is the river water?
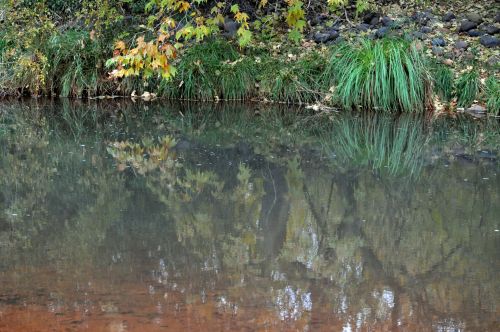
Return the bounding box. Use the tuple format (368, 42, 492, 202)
(0, 100, 499, 331)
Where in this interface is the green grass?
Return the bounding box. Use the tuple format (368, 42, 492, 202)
(160, 39, 257, 101)
(258, 51, 325, 104)
(455, 69, 480, 108)
(432, 63, 454, 102)
(45, 29, 106, 97)
(322, 38, 432, 113)
(484, 76, 499, 115)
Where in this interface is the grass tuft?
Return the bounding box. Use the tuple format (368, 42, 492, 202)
(323, 38, 432, 113)
(455, 69, 480, 108)
(259, 51, 325, 104)
(160, 39, 257, 101)
(432, 63, 454, 102)
(484, 76, 499, 115)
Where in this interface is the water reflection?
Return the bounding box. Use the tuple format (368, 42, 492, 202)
(0, 100, 499, 331)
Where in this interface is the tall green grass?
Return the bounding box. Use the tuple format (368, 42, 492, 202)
(259, 51, 325, 104)
(455, 69, 480, 107)
(160, 39, 257, 101)
(323, 38, 432, 113)
(45, 29, 106, 97)
(432, 63, 454, 102)
(484, 76, 499, 115)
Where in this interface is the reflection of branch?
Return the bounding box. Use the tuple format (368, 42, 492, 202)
(303, 182, 328, 249)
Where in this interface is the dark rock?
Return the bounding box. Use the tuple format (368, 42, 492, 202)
(444, 52, 455, 59)
(442, 12, 456, 22)
(480, 35, 500, 48)
(483, 25, 500, 35)
(412, 11, 432, 25)
(223, 18, 239, 37)
(381, 16, 393, 27)
(421, 26, 432, 34)
(432, 46, 444, 56)
(313, 30, 339, 43)
(364, 12, 380, 25)
(468, 29, 484, 37)
(431, 37, 446, 47)
(375, 27, 389, 39)
(412, 31, 426, 40)
(466, 12, 483, 24)
(487, 55, 499, 67)
(476, 150, 497, 160)
(174, 139, 192, 151)
(458, 20, 478, 32)
(463, 52, 475, 61)
(357, 23, 371, 31)
(454, 40, 468, 49)
(496, 12, 500, 23)
(310, 13, 329, 26)
(466, 104, 487, 114)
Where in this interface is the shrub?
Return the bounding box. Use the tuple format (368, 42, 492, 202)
(44, 29, 107, 97)
(455, 69, 480, 108)
(259, 51, 325, 104)
(323, 38, 432, 113)
(159, 39, 257, 101)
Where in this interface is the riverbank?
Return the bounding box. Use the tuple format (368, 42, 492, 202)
(0, 1, 498, 114)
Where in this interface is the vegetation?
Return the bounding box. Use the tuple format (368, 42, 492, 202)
(323, 38, 432, 113)
(455, 68, 480, 108)
(432, 63, 454, 102)
(0, 0, 498, 115)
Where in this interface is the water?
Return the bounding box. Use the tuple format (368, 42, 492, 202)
(0, 100, 499, 331)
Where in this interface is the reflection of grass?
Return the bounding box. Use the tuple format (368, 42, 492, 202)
(431, 116, 500, 152)
(322, 114, 428, 176)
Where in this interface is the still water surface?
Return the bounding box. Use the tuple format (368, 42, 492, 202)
(0, 100, 499, 331)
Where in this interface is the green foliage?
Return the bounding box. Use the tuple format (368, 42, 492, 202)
(484, 76, 499, 115)
(324, 38, 432, 113)
(45, 30, 105, 97)
(432, 63, 453, 102)
(259, 51, 325, 103)
(160, 40, 257, 100)
(455, 69, 480, 107)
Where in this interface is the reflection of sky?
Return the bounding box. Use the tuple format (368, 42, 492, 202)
(274, 286, 312, 321)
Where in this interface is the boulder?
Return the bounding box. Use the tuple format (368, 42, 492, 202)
(442, 12, 456, 22)
(381, 16, 393, 27)
(466, 12, 483, 24)
(431, 37, 446, 47)
(375, 27, 389, 39)
(421, 26, 432, 34)
(483, 25, 500, 35)
(223, 18, 239, 37)
(454, 40, 468, 49)
(468, 29, 484, 37)
(480, 35, 500, 48)
(458, 20, 478, 32)
(357, 23, 371, 31)
(432, 46, 444, 56)
(313, 30, 339, 43)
